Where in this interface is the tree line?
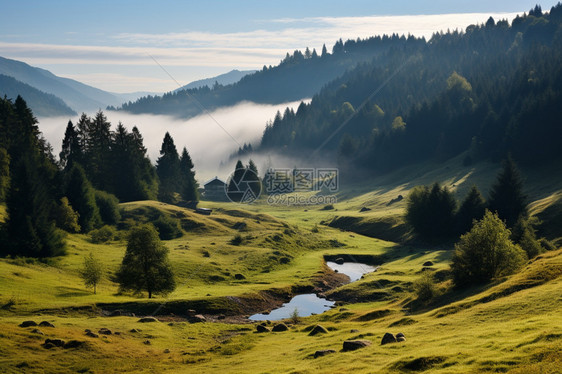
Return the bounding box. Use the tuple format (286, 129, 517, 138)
(0, 97, 198, 258)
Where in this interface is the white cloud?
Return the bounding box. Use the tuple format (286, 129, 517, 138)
(0, 12, 522, 92)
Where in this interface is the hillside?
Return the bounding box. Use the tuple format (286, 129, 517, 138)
(174, 69, 256, 92)
(0, 189, 560, 372)
(0, 74, 76, 117)
(257, 5, 562, 174)
(0, 56, 124, 112)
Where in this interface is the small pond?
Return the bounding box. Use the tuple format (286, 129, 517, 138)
(249, 261, 377, 321)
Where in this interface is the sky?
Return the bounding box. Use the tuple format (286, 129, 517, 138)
(0, 0, 558, 93)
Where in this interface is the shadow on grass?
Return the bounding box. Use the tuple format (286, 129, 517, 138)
(55, 286, 91, 298)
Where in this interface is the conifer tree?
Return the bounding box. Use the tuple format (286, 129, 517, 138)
(156, 132, 180, 203)
(488, 157, 527, 228)
(65, 164, 101, 233)
(59, 120, 82, 170)
(179, 147, 198, 201)
(456, 185, 486, 235)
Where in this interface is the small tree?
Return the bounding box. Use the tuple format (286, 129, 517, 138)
(80, 252, 103, 294)
(451, 210, 526, 288)
(116, 224, 176, 298)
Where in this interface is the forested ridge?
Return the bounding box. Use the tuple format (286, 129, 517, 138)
(257, 4, 562, 171)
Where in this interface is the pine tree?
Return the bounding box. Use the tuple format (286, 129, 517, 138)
(59, 120, 82, 170)
(488, 157, 527, 228)
(87, 111, 112, 190)
(456, 185, 486, 235)
(156, 132, 180, 203)
(116, 224, 176, 298)
(179, 147, 198, 201)
(65, 164, 101, 233)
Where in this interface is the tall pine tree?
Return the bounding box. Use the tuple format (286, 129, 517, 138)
(156, 132, 180, 203)
(488, 157, 527, 228)
(179, 147, 198, 201)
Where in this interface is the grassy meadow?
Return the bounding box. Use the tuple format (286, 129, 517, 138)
(0, 159, 561, 373)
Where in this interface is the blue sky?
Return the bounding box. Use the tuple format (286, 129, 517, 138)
(1, 0, 559, 92)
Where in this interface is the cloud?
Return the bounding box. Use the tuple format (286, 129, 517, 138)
(37, 100, 307, 182)
(0, 12, 522, 92)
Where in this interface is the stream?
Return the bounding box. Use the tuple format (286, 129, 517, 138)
(248, 260, 377, 321)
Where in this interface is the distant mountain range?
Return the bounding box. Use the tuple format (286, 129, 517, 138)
(0, 74, 76, 117)
(173, 69, 256, 92)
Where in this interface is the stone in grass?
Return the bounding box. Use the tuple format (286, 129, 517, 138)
(43, 338, 65, 348)
(381, 332, 397, 345)
(63, 340, 85, 349)
(31, 329, 44, 335)
(335, 257, 345, 265)
(256, 324, 270, 333)
(314, 349, 336, 358)
(138, 317, 159, 323)
(129, 328, 141, 333)
(308, 325, 329, 336)
(19, 321, 37, 328)
(85, 331, 99, 338)
(98, 328, 112, 335)
(272, 323, 289, 332)
(423, 261, 434, 267)
(144, 340, 151, 345)
(38, 321, 55, 328)
(342, 340, 372, 351)
(396, 332, 406, 342)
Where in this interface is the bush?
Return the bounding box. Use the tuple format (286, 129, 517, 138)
(55, 197, 81, 233)
(230, 234, 243, 246)
(94, 190, 121, 225)
(451, 210, 526, 287)
(414, 272, 438, 303)
(152, 215, 182, 240)
(90, 225, 117, 243)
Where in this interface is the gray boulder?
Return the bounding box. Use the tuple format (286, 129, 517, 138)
(38, 321, 55, 328)
(342, 340, 372, 351)
(19, 321, 37, 327)
(272, 323, 289, 332)
(381, 332, 397, 345)
(138, 317, 159, 323)
(314, 349, 336, 358)
(308, 325, 329, 336)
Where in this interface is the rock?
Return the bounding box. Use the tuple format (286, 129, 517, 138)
(43, 338, 65, 348)
(342, 340, 372, 351)
(129, 328, 140, 333)
(421, 267, 435, 272)
(272, 323, 289, 332)
(423, 261, 434, 267)
(108, 310, 122, 317)
(314, 349, 336, 358)
(359, 207, 371, 212)
(85, 331, 99, 338)
(396, 332, 405, 339)
(63, 340, 85, 349)
(43, 342, 55, 349)
(350, 329, 360, 333)
(164, 349, 170, 354)
(339, 308, 349, 312)
(19, 321, 37, 327)
(308, 325, 329, 336)
(138, 317, 159, 323)
(189, 314, 206, 323)
(98, 328, 112, 335)
(335, 257, 345, 265)
(234, 273, 246, 280)
(38, 321, 55, 328)
(256, 324, 270, 333)
(31, 329, 44, 335)
(381, 332, 397, 345)
(397, 336, 406, 342)
(187, 309, 197, 315)
(114, 332, 121, 335)
(144, 340, 151, 345)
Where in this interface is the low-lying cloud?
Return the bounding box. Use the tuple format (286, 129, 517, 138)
(38, 100, 306, 184)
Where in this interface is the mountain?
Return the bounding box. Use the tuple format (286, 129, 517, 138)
(0, 74, 76, 117)
(0, 56, 124, 113)
(118, 43, 387, 117)
(256, 4, 562, 173)
(174, 69, 256, 92)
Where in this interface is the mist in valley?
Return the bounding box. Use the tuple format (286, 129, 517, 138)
(38, 99, 310, 183)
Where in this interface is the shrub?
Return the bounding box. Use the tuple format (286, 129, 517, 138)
(152, 215, 182, 240)
(90, 225, 117, 243)
(230, 234, 243, 246)
(414, 272, 437, 303)
(451, 210, 526, 287)
(94, 190, 121, 225)
(80, 252, 103, 294)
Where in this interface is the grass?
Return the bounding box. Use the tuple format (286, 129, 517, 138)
(0, 158, 561, 373)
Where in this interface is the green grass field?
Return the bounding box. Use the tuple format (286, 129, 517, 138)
(0, 159, 561, 373)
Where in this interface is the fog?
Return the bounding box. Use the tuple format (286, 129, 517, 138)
(37, 100, 309, 183)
